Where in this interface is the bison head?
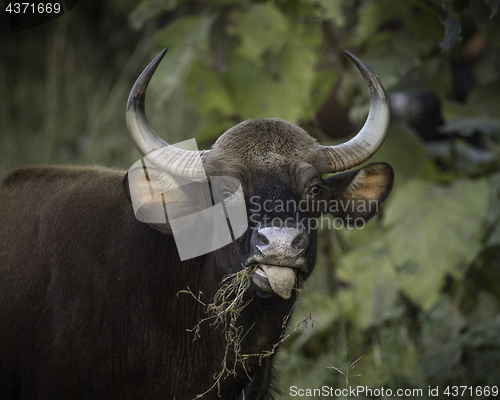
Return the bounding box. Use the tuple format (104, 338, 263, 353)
(125, 49, 393, 301)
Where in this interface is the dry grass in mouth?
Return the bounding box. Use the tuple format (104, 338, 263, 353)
(209, 264, 259, 330)
(178, 264, 258, 338)
(179, 264, 310, 398)
(179, 264, 258, 397)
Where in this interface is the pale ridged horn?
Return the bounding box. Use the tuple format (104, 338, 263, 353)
(126, 48, 207, 179)
(321, 51, 390, 172)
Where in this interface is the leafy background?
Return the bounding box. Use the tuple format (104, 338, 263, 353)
(2, 0, 500, 397)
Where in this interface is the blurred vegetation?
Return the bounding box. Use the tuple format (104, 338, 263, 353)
(3, 0, 500, 398)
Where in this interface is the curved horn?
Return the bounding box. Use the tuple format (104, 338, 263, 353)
(126, 48, 207, 179)
(321, 51, 390, 173)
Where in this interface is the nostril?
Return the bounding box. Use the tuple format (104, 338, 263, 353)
(292, 233, 308, 250)
(254, 227, 308, 254)
(257, 233, 269, 246)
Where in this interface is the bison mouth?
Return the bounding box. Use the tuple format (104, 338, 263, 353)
(250, 264, 298, 300)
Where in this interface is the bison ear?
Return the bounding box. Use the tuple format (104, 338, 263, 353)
(323, 162, 394, 224)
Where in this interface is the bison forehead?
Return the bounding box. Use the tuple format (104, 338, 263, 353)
(210, 118, 322, 168)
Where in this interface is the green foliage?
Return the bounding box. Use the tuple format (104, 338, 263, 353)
(300, 0, 348, 27)
(129, 0, 179, 30)
(225, 32, 318, 121)
(440, 0, 463, 51)
(228, 3, 289, 67)
(335, 176, 487, 328)
(4, 0, 500, 396)
(133, 0, 333, 145)
(155, 14, 216, 103)
(356, 0, 443, 44)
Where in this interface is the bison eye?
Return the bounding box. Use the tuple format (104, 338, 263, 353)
(222, 190, 234, 201)
(221, 189, 235, 201)
(309, 186, 320, 197)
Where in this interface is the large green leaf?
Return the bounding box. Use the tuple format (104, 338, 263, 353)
(466, 80, 500, 120)
(440, 14, 462, 51)
(227, 3, 290, 67)
(153, 14, 216, 104)
(300, 0, 347, 27)
(187, 61, 236, 116)
(337, 234, 399, 328)
(356, 0, 443, 44)
(361, 33, 435, 91)
(226, 31, 318, 121)
(439, 0, 464, 51)
(338, 178, 488, 328)
(185, 60, 238, 143)
(383, 179, 488, 307)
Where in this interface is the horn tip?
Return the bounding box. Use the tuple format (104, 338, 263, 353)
(344, 50, 357, 61)
(153, 48, 168, 65)
(159, 47, 168, 58)
(344, 50, 365, 70)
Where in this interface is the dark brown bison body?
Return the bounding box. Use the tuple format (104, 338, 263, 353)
(0, 166, 295, 399)
(0, 50, 394, 399)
